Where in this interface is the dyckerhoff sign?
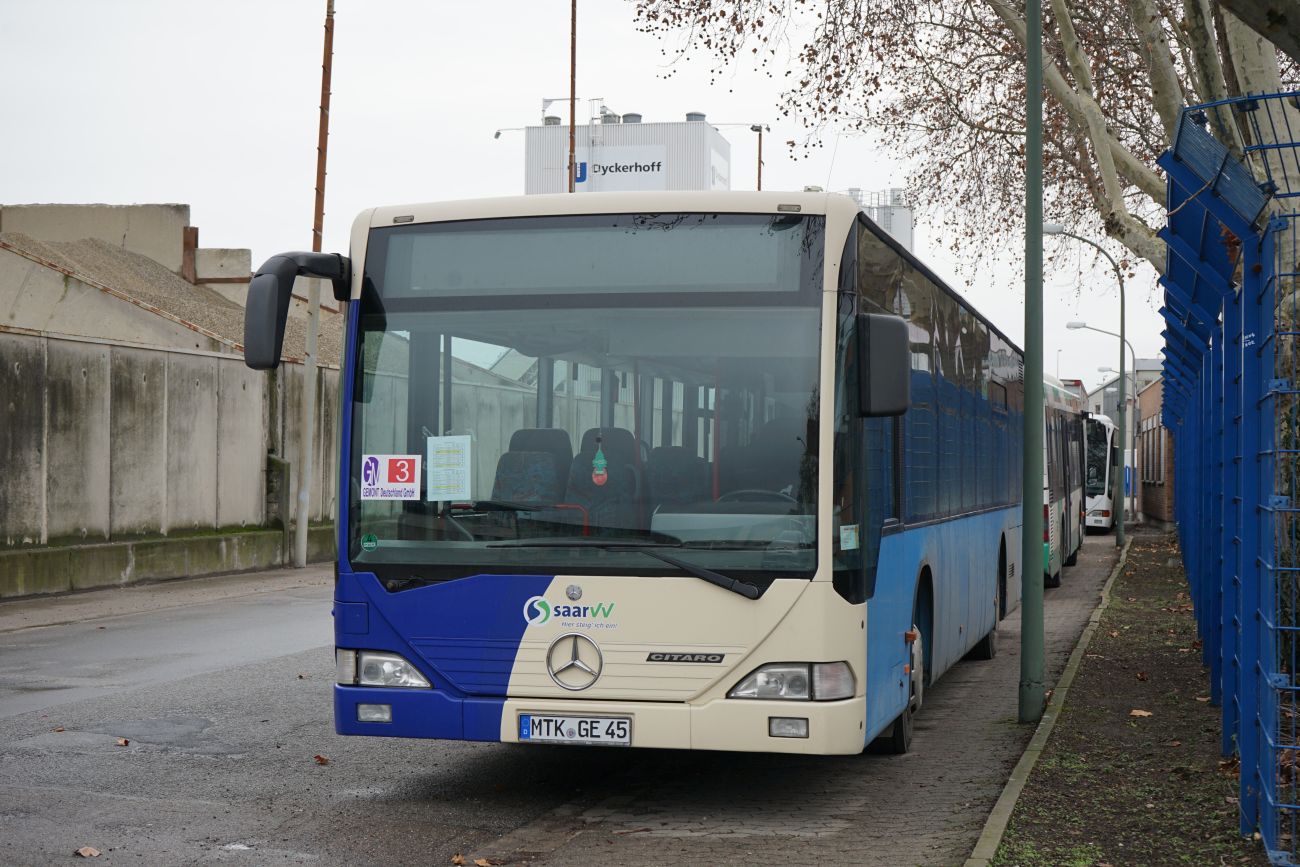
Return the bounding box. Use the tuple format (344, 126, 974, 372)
(574, 145, 668, 192)
(578, 160, 664, 181)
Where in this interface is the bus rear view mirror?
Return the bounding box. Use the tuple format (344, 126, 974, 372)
(243, 252, 351, 371)
(858, 313, 910, 417)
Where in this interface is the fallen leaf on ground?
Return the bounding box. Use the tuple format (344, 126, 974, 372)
(313, 754, 330, 765)
(612, 827, 652, 835)
(474, 859, 502, 866)
(1168, 740, 1182, 747)
(1129, 709, 1153, 718)
(1135, 671, 1149, 682)
(115, 737, 129, 747)
(1108, 630, 1119, 638)
(52, 726, 65, 733)
(74, 848, 100, 858)
(450, 855, 466, 866)
(1195, 696, 1211, 702)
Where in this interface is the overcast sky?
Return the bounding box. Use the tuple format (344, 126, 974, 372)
(0, 0, 1164, 392)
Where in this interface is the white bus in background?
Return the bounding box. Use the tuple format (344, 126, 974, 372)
(1043, 375, 1085, 587)
(1084, 414, 1118, 533)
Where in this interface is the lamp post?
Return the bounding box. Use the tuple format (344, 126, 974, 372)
(1049, 222, 1127, 548)
(1019, 0, 1045, 724)
(1099, 363, 1140, 524)
(750, 124, 769, 190)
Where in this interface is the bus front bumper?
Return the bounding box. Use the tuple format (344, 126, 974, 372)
(335, 686, 867, 755)
(1085, 511, 1112, 528)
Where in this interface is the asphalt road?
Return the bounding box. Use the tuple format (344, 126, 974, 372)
(0, 537, 1119, 866)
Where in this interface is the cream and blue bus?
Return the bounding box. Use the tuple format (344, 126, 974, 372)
(243, 192, 1024, 755)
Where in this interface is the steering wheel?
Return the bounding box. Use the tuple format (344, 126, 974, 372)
(717, 489, 798, 504)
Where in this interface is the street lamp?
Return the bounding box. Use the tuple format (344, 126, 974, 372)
(1098, 363, 1140, 521)
(1048, 223, 1127, 547)
(750, 124, 770, 190)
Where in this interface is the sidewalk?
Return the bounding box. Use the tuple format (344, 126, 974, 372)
(990, 532, 1267, 866)
(0, 564, 332, 634)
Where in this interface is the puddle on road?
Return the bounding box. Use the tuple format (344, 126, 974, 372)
(13, 716, 245, 756)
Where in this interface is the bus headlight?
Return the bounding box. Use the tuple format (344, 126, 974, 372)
(337, 649, 431, 688)
(728, 662, 855, 701)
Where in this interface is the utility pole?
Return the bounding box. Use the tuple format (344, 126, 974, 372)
(296, 0, 334, 568)
(750, 124, 766, 190)
(568, 0, 577, 193)
(1019, 0, 1046, 723)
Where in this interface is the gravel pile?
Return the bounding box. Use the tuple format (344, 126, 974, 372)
(2, 232, 343, 363)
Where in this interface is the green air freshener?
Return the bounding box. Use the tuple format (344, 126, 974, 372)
(591, 436, 608, 487)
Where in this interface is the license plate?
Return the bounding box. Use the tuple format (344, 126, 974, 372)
(517, 713, 631, 746)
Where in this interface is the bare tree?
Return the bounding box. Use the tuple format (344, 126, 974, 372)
(1219, 0, 1300, 68)
(634, 0, 1299, 273)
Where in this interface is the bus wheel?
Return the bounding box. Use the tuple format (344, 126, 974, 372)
(969, 580, 998, 660)
(879, 622, 924, 754)
(1064, 520, 1079, 567)
(1045, 569, 1061, 589)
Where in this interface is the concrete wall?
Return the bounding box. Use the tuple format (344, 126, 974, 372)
(195, 247, 250, 282)
(0, 330, 338, 550)
(0, 204, 189, 273)
(0, 246, 228, 353)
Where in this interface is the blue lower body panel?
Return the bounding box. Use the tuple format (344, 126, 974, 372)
(335, 686, 505, 741)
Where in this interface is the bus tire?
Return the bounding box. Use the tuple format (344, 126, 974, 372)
(1045, 569, 1061, 589)
(879, 622, 923, 754)
(997, 540, 1008, 621)
(969, 578, 998, 660)
(1063, 517, 1079, 567)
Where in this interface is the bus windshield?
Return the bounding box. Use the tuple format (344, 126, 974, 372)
(348, 213, 825, 586)
(1085, 419, 1110, 496)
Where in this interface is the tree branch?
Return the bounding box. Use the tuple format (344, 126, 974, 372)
(986, 0, 1166, 202)
(1218, 0, 1300, 68)
(1126, 0, 1186, 140)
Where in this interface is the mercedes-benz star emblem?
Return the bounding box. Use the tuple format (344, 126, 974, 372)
(566, 584, 582, 601)
(546, 633, 603, 691)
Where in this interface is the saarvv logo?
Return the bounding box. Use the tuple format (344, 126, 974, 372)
(523, 595, 615, 627)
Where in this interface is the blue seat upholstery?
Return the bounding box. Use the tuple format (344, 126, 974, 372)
(490, 451, 562, 506)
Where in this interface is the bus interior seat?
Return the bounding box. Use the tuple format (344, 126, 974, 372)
(748, 416, 810, 495)
(647, 446, 710, 512)
(564, 427, 642, 532)
(507, 428, 574, 487)
(716, 417, 810, 497)
(490, 451, 563, 506)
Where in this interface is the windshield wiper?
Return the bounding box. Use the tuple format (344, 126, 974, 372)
(485, 539, 761, 600)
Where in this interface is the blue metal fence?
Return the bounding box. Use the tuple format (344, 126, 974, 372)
(1162, 91, 1300, 863)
